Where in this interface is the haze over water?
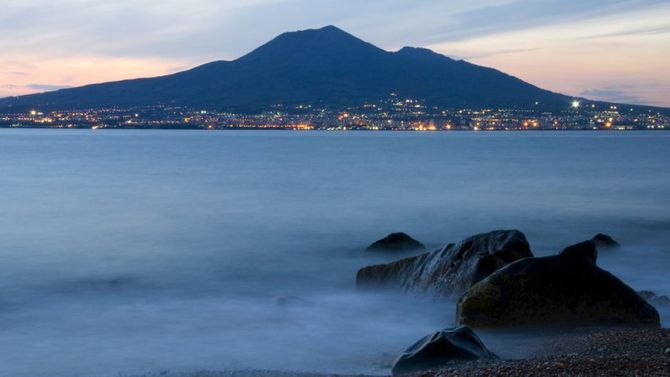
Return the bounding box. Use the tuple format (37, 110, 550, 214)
(0, 129, 668, 376)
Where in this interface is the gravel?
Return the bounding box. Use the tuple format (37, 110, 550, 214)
(420, 328, 670, 377)
(123, 328, 670, 377)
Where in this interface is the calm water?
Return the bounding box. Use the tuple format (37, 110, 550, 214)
(0, 130, 668, 376)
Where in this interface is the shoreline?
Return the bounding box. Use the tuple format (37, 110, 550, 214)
(1, 126, 670, 131)
(416, 327, 670, 377)
(125, 328, 670, 377)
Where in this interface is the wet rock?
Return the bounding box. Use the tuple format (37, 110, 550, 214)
(457, 241, 660, 328)
(357, 230, 532, 297)
(591, 233, 619, 248)
(639, 291, 670, 308)
(391, 326, 497, 376)
(372, 352, 395, 369)
(366, 232, 425, 252)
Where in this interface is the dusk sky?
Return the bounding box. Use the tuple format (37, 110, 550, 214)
(2, 0, 669, 106)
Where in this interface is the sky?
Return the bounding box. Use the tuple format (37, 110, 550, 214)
(1, 0, 669, 106)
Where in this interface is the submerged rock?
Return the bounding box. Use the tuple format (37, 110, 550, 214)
(457, 241, 660, 328)
(391, 326, 497, 376)
(357, 230, 532, 297)
(591, 233, 620, 248)
(366, 232, 425, 252)
(639, 291, 670, 308)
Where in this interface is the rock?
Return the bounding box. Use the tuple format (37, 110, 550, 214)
(639, 291, 670, 308)
(457, 241, 660, 328)
(591, 233, 619, 248)
(366, 232, 425, 252)
(357, 230, 532, 297)
(372, 352, 395, 369)
(391, 326, 497, 376)
(665, 347, 670, 357)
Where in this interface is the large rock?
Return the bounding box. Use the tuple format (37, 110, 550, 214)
(457, 241, 660, 328)
(591, 233, 619, 248)
(639, 291, 670, 308)
(357, 230, 532, 297)
(392, 326, 497, 376)
(366, 232, 425, 252)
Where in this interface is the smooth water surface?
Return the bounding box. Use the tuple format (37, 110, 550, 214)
(0, 130, 668, 376)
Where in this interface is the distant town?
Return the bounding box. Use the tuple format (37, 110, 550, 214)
(1, 93, 668, 131)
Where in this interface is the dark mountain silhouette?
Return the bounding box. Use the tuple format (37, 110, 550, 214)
(0, 26, 588, 112)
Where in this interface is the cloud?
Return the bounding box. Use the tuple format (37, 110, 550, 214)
(0, 0, 295, 61)
(26, 84, 73, 91)
(581, 89, 651, 106)
(422, 0, 670, 43)
(0, 0, 666, 64)
(459, 47, 542, 60)
(0, 83, 71, 96)
(2, 0, 663, 60)
(584, 25, 670, 40)
(0, 54, 187, 98)
(0, 0, 668, 106)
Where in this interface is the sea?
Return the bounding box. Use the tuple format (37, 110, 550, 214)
(0, 129, 668, 376)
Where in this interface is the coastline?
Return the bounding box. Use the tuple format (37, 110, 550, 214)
(128, 328, 669, 377)
(418, 327, 670, 377)
(1, 125, 670, 131)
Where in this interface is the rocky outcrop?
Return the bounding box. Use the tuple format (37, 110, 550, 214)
(357, 230, 532, 297)
(457, 241, 660, 328)
(639, 291, 670, 308)
(391, 326, 497, 376)
(366, 232, 425, 252)
(591, 233, 619, 248)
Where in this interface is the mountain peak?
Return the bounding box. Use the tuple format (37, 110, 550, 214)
(239, 25, 385, 62)
(313, 25, 347, 33)
(274, 25, 371, 47)
(282, 25, 353, 38)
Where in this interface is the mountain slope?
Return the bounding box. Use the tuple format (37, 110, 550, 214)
(0, 26, 573, 112)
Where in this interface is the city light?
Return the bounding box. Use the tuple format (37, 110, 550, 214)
(2, 96, 667, 131)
